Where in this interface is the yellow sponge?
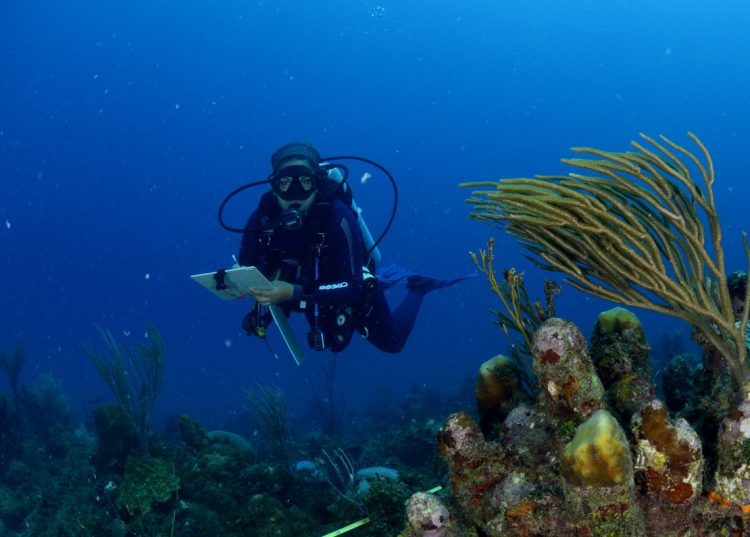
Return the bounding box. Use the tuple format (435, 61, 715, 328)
(595, 307, 643, 336)
(475, 355, 518, 412)
(562, 410, 632, 487)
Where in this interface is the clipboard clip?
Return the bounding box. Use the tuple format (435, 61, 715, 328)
(213, 269, 228, 290)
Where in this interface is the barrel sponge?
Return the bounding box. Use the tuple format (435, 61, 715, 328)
(561, 409, 633, 487)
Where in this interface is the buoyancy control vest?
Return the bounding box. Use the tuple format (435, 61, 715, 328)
(251, 184, 371, 353)
(254, 166, 378, 280)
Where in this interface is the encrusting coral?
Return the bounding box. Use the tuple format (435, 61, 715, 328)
(401, 492, 454, 537)
(531, 318, 604, 422)
(632, 399, 703, 506)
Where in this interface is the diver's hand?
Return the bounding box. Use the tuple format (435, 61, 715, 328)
(249, 281, 295, 305)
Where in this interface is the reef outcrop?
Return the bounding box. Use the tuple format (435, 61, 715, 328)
(429, 313, 750, 536)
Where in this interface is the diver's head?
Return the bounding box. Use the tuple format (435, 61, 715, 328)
(270, 142, 322, 204)
(271, 142, 321, 173)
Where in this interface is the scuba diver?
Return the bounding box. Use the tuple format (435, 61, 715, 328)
(223, 142, 467, 354)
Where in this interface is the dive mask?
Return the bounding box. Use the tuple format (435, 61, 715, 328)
(273, 164, 318, 202)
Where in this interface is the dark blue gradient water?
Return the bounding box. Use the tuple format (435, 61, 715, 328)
(2, 0, 749, 431)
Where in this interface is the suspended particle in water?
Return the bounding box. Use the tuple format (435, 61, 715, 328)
(5, 219, 10, 230)
(224, 339, 232, 348)
(360, 172, 372, 184)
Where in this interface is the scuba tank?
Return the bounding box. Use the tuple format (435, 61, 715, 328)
(323, 164, 381, 271)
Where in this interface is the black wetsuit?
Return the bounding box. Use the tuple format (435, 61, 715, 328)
(239, 191, 425, 353)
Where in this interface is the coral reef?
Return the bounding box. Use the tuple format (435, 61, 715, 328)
(0, 355, 446, 536)
(5, 309, 750, 535)
(454, 132, 750, 534)
(562, 410, 645, 536)
(115, 457, 180, 516)
(431, 314, 749, 535)
(713, 380, 750, 506)
(532, 318, 604, 422)
(589, 307, 657, 424)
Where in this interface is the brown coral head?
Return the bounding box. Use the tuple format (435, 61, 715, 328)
(438, 412, 482, 455)
(533, 317, 587, 362)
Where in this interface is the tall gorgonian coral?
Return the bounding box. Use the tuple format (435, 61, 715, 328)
(86, 325, 166, 456)
(462, 133, 750, 384)
(245, 384, 291, 467)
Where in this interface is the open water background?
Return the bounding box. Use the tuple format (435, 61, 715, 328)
(1, 0, 749, 432)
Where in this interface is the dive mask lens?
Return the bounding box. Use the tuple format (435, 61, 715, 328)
(274, 164, 317, 201)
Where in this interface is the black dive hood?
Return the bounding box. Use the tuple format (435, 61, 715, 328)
(217, 155, 399, 261)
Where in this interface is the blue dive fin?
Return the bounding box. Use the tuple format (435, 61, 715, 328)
(376, 263, 416, 290)
(406, 273, 476, 294)
(377, 263, 476, 293)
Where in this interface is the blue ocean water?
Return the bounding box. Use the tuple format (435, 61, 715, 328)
(1, 0, 749, 432)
